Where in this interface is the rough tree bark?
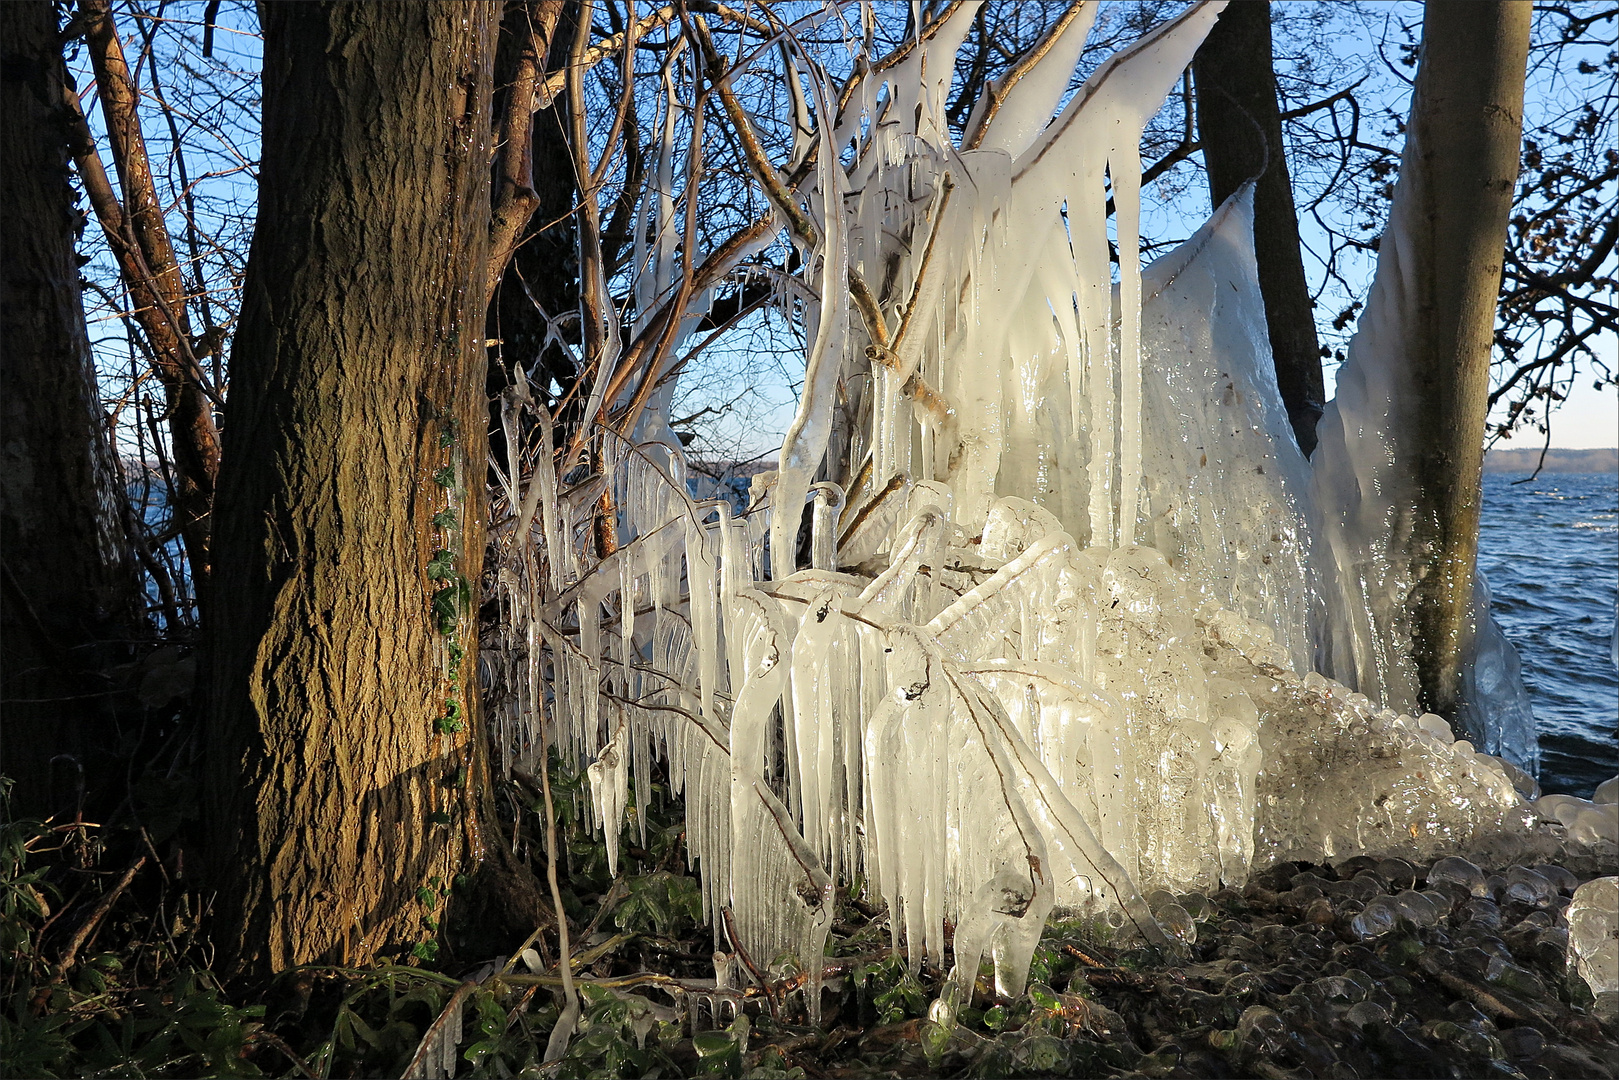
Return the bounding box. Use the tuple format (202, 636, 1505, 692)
(205, 1, 500, 975)
(1403, 1, 1531, 717)
(1193, 0, 1325, 455)
(0, 1, 144, 818)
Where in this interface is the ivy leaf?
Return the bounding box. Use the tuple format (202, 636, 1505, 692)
(691, 1031, 734, 1058)
(1029, 983, 1061, 1012)
(432, 580, 470, 634)
(426, 550, 456, 581)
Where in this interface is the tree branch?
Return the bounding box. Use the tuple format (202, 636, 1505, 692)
(488, 1, 566, 300)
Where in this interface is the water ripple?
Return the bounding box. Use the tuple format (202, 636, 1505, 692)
(1480, 472, 1619, 796)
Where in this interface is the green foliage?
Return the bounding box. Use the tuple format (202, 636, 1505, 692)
(431, 579, 471, 635)
(459, 983, 561, 1075)
(5, 970, 268, 1079)
(0, 801, 53, 971)
(434, 698, 466, 735)
(852, 955, 928, 1026)
(0, 789, 276, 1079)
(426, 548, 458, 581)
(548, 983, 681, 1079)
(296, 966, 463, 1077)
(613, 872, 702, 937)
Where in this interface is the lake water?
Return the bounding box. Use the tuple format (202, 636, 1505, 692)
(1479, 470, 1618, 796)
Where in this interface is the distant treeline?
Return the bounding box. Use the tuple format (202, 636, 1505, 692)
(1483, 447, 1619, 474)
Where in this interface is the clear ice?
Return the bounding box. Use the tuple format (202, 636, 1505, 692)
(484, 0, 1602, 1010)
(1567, 877, 1619, 1017)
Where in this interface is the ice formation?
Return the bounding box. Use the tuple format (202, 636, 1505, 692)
(483, 1, 1586, 1012)
(1567, 877, 1618, 1016)
(1306, 52, 1538, 768)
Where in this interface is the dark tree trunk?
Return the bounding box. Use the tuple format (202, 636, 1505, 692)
(0, 1, 143, 818)
(1403, 1, 1530, 717)
(205, 1, 499, 975)
(1194, 0, 1325, 455)
(487, 0, 580, 412)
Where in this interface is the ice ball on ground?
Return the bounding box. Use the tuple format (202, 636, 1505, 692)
(1236, 1005, 1289, 1054)
(1418, 888, 1457, 918)
(1505, 866, 1557, 907)
(1178, 892, 1212, 922)
(1377, 858, 1418, 891)
(1577, 802, 1618, 847)
(1532, 863, 1579, 895)
(1303, 897, 1335, 926)
(1594, 776, 1617, 804)
(1155, 903, 1197, 945)
(1344, 1000, 1388, 1030)
(1416, 712, 1451, 739)
(1536, 793, 1586, 823)
(1459, 897, 1502, 930)
(1351, 895, 1400, 939)
(1309, 975, 1367, 1007)
(1482, 754, 1540, 800)
(1567, 877, 1619, 1002)
(1428, 856, 1489, 897)
(1392, 890, 1440, 927)
(1498, 1026, 1545, 1062)
(1535, 793, 1619, 848)
(1485, 955, 1548, 999)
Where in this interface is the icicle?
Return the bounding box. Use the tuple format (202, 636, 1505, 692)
(771, 74, 852, 582)
(587, 719, 631, 876)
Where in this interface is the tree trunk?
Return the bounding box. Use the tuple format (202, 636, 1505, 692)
(205, 1, 499, 975)
(1193, 0, 1324, 455)
(1404, 1, 1531, 717)
(486, 0, 578, 421)
(0, 1, 143, 818)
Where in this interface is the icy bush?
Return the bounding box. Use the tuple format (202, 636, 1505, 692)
(484, 0, 1563, 1008)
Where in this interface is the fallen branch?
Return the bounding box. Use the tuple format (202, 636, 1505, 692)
(31, 855, 147, 1012)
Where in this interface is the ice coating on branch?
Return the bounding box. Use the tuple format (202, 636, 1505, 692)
(484, 0, 1563, 1014)
(966, 3, 1098, 159)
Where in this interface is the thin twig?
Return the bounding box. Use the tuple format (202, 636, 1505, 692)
(721, 905, 778, 1019)
(535, 691, 579, 1063)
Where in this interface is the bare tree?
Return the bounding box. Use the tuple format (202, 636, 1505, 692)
(68, 0, 222, 579)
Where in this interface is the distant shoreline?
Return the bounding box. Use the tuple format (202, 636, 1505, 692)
(1483, 447, 1618, 475)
